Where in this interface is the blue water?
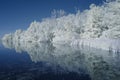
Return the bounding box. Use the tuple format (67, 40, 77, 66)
(0, 43, 91, 80)
(0, 40, 120, 80)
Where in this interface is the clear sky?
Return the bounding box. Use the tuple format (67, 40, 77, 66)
(0, 0, 105, 37)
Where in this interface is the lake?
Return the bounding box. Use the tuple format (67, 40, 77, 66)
(0, 40, 120, 80)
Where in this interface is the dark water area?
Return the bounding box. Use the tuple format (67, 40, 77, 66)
(0, 44, 91, 80)
(0, 40, 120, 80)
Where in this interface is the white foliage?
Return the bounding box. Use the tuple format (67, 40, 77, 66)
(2, 33, 14, 49)
(2, 0, 120, 49)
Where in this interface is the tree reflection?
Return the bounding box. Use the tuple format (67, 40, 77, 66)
(2, 40, 120, 80)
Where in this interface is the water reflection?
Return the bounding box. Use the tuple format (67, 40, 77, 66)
(2, 40, 120, 80)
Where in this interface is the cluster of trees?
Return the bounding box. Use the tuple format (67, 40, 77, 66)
(2, 0, 120, 44)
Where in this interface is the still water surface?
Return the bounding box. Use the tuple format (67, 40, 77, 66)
(0, 41, 120, 80)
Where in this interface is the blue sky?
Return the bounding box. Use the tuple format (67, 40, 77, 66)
(0, 0, 105, 37)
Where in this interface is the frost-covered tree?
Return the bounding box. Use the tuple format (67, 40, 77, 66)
(2, 33, 14, 49)
(101, 0, 120, 38)
(2, 0, 120, 45)
(81, 4, 106, 38)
